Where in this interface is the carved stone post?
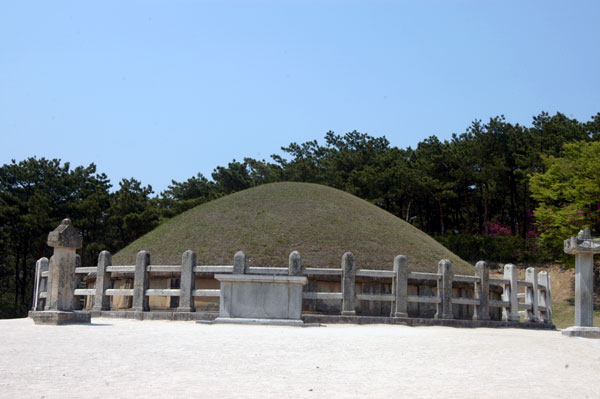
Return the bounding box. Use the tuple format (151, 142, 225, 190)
(177, 250, 196, 312)
(233, 251, 247, 274)
(132, 250, 150, 312)
(435, 259, 453, 319)
(289, 251, 303, 276)
(546, 274, 553, 325)
(392, 255, 408, 318)
(524, 267, 540, 322)
(32, 257, 49, 311)
(473, 261, 490, 320)
(341, 252, 356, 316)
(538, 271, 550, 323)
(72, 255, 83, 310)
(93, 251, 112, 312)
(29, 219, 91, 325)
(502, 264, 519, 322)
(563, 228, 600, 337)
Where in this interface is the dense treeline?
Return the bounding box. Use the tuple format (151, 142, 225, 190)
(1, 111, 598, 317)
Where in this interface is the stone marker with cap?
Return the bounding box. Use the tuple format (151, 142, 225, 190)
(562, 227, 600, 338)
(29, 219, 91, 325)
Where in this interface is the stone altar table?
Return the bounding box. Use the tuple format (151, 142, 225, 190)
(214, 251, 308, 326)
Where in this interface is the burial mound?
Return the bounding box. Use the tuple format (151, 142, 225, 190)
(114, 182, 472, 274)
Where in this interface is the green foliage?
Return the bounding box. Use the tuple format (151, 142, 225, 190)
(109, 178, 159, 246)
(434, 233, 547, 263)
(531, 141, 600, 259)
(0, 160, 157, 318)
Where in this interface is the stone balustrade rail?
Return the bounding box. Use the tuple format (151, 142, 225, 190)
(32, 250, 553, 325)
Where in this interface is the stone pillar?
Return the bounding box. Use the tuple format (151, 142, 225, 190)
(45, 219, 82, 312)
(473, 260, 490, 320)
(32, 257, 49, 311)
(289, 251, 303, 276)
(435, 259, 453, 319)
(525, 267, 540, 322)
(502, 264, 519, 322)
(538, 271, 550, 323)
(546, 274, 553, 324)
(93, 251, 112, 311)
(72, 255, 83, 310)
(575, 252, 594, 326)
(563, 228, 600, 336)
(132, 251, 150, 312)
(341, 252, 356, 316)
(392, 255, 408, 317)
(233, 251, 247, 274)
(177, 250, 196, 312)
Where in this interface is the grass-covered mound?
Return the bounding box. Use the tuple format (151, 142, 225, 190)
(114, 182, 472, 274)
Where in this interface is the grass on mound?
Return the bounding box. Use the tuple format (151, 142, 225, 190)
(114, 182, 472, 274)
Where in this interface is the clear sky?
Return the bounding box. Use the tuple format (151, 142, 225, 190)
(1, 1, 599, 194)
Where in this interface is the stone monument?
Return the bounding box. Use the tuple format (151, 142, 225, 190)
(562, 227, 600, 338)
(29, 219, 91, 325)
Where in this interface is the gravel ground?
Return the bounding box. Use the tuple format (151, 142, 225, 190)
(1, 317, 599, 398)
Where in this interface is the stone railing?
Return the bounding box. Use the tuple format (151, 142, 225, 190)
(32, 249, 553, 327)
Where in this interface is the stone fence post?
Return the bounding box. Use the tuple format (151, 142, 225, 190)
(341, 252, 356, 316)
(473, 260, 490, 320)
(132, 251, 150, 312)
(32, 257, 49, 311)
(392, 255, 408, 318)
(233, 251, 247, 274)
(289, 251, 303, 276)
(538, 271, 551, 324)
(93, 251, 112, 311)
(525, 267, 540, 322)
(178, 250, 196, 312)
(435, 259, 453, 319)
(502, 264, 519, 322)
(72, 255, 83, 310)
(546, 274, 553, 324)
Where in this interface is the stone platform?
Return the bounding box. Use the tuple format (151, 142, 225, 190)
(561, 326, 600, 338)
(84, 311, 556, 330)
(301, 314, 556, 330)
(213, 317, 305, 327)
(29, 310, 91, 325)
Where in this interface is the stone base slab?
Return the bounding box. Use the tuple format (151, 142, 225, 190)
(29, 310, 91, 325)
(213, 317, 304, 327)
(561, 326, 600, 338)
(301, 314, 556, 330)
(86, 311, 556, 330)
(90, 310, 219, 321)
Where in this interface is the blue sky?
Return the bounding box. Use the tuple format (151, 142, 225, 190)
(1, 1, 599, 193)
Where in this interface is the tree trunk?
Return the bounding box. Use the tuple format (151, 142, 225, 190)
(14, 251, 20, 308)
(437, 198, 445, 235)
(483, 184, 489, 235)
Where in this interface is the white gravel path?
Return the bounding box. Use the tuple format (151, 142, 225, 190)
(0, 317, 599, 398)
